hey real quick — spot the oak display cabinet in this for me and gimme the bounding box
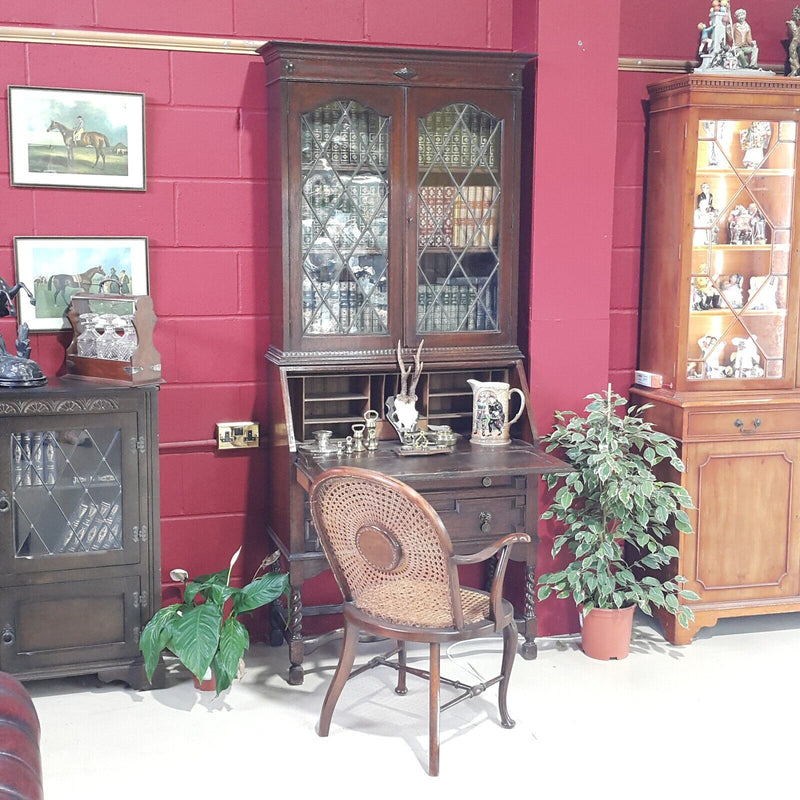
[259,42,566,684]
[0,381,161,686]
[634,75,800,644]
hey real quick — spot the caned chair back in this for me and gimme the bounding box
[310,466,466,629]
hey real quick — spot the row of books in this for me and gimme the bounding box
[417,277,497,332]
[299,104,499,172]
[419,107,499,170]
[301,105,388,169]
[418,185,498,249]
[302,278,389,335]
[53,499,122,554]
[13,432,58,487]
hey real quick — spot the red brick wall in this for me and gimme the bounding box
[0,1,517,599]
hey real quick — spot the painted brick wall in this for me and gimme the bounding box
[0,1,516,604]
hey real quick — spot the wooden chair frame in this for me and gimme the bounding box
[309,465,529,776]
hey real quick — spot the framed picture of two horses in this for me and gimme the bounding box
[13,237,149,331]
[7,86,145,191]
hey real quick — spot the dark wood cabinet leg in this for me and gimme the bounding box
[269,601,286,647]
[519,564,538,660]
[98,655,166,690]
[288,585,304,685]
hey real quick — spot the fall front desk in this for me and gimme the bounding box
[271,438,568,685]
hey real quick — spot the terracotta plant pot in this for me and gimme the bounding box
[580,605,635,660]
[192,671,216,692]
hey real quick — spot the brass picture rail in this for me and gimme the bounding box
[0,26,785,73]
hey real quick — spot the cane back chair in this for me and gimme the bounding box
[309,465,530,776]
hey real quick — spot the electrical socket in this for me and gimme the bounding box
[216,421,259,449]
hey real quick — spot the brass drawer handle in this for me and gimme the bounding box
[734,418,761,434]
[0,492,9,513]
[482,476,492,487]
[479,511,492,534]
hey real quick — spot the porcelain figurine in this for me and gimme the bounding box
[788,7,800,76]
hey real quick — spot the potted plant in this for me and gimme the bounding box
[139,547,288,693]
[536,386,699,659]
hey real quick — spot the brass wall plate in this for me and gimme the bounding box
[216,421,259,449]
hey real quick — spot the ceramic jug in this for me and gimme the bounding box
[467,379,525,446]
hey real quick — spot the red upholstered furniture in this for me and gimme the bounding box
[0,673,42,800]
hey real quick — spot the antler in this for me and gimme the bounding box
[396,339,425,400]
[396,340,409,398]
[408,339,424,398]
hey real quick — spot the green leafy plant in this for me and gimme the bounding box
[139,548,288,694]
[537,387,699,629]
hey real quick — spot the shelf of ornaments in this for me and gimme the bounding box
[688,308,787,317]
[695,168,795,177]
[691,244,785,252]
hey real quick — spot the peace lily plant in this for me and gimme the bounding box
[537,387,699,628]
[140,548,288,694]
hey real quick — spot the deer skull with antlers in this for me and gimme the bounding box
[385,340,424,440]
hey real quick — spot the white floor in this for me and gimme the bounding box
[27,612,800,799]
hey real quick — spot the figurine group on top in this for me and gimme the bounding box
[695,2,775,74]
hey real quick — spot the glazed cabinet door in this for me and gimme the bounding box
[404,88,520,349]
[681,437,800,603]
[683,115,800,390]
[286,83,405,353]
[0,412,143,575]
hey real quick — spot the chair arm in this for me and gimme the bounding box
[450,533,530,566]
[451,533,530,633]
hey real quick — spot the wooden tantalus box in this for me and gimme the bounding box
[65,293,162,385]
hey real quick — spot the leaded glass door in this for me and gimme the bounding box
[291,86,403,351]
[0,413,141,573]
[407,90,515,347]
[686,118,796,387]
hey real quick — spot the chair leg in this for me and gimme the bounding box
[429,642,440,777]
[318,620,359,737]
[395,639,408,695]
[498,620,518,729]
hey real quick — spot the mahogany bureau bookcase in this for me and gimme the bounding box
[259,41,568,684]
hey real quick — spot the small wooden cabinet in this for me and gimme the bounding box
[258,42,564,684]
[0,381,161,686]
[635,76,800,643]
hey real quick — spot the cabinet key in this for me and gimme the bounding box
[734,418,761,434]
[479,511,492,533]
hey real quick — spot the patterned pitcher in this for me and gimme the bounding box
[467,379,525,446]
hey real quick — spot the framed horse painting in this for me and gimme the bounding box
[13,237,149,331]
[7,86,145,190]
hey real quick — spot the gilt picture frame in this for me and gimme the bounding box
[8,86,145,190]
[13,237,149,332]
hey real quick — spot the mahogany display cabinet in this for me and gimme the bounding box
[634,75,800,644]
[0,381,161,687]
[258,41,569,684]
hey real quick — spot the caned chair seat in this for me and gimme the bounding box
[310,466,530,776]
[357,582,493,628]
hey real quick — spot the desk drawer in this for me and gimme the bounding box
[424,493,526,542]
[686,408,800,439]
